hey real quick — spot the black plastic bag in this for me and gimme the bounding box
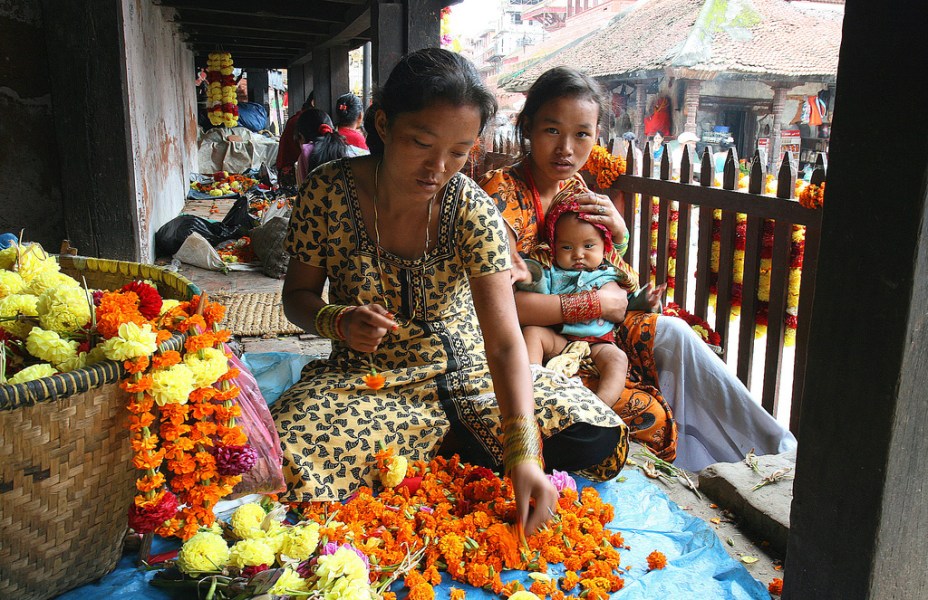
[155,215,238,258]
[221,195,257,234]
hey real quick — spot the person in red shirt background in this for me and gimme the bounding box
[333,92,369,153]
[276,91,314,183]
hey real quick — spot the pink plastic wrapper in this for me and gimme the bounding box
[225,348,286,496]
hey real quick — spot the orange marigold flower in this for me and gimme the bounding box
[189,387,218,403]
[155,329,172,344]
[646,550,667,570]
[363,368,386,390]
[132,448,166,470]
[217,366,240,382]
[121,376,153,394]
[152,350,181,369]
[128,412,155,432]
[561,570,580,591]
[131,433,159,453]
[213,385,240,401]
[135,472,165,493]
[177,314,207,334]
[203,302,226,328]
[184,333,215,353]
[126,395,155,414]
[449,589,465,600]
[124,355,150,374]
[768,578,784,595]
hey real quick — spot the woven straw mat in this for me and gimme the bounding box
[213,291,304,336]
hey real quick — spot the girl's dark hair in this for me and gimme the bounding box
[363,48,497,155]
[516,66,609,155]
[333,93,363,128]
[295,108,350,172]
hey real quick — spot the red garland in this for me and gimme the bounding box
[121,281,163,320]
[662,302,722,348]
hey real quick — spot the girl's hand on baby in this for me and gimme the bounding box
[340,304,397,353]
[576,192,624,238]
[597,284,629,322]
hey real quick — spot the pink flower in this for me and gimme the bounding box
[547,470,577,494]
[321,542,370,570]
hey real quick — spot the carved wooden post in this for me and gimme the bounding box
[768,85,790,172]
[635,82,648,146]
[683,79,701,134]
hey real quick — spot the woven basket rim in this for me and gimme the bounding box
[0,255,201,410]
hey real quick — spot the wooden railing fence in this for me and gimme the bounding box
[609,141,825,433]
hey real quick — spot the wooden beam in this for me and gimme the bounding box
[290,5,370,65]
[371,3,404,88]
[159,1,345,23]
[783,1,928,596]
[40,0,139,260]
[176,20,331,36]
[182,29,324,43]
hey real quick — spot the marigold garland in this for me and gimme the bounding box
[582,145,627,189]
[206,52,238,128]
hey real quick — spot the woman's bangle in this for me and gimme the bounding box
[334,306,356,340]
[314,304,352,340]
[560,290,602,323]
[502,414,544,475]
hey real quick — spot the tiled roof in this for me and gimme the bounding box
[502,0,842,91]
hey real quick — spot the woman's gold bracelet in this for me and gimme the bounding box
[314,304,351,340]
[502,414,544,475]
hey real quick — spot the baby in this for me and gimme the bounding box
[517,186,663,407]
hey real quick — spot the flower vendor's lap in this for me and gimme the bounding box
[272,360,628,502]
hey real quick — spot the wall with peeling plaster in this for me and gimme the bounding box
[121,0,197,262]
[0,0,65,249]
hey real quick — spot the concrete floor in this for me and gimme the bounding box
[168,195,784,594]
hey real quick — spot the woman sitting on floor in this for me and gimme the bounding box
[272,49,629,534]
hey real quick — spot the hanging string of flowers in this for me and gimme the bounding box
[206,52,238,128]
[582,145,627,189]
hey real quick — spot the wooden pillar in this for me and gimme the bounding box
[246,69,269,107]
[372,2,404,88]
[40,0,139,260]
[768,85,790,172]
[783,1,928,597]
[287,64,304,118]
[362,41,372,108]
[312,49,332,114]
[635,82,648,144]
[407,0,442,54]
[683,79,701,135]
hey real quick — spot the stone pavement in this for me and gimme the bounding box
[166,259,790,595]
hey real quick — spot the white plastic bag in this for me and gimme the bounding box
[173,231,227,271]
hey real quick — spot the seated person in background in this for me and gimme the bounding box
[671,131,699,180]
[277,91,314,183]
[517,181,664,408]
[713,137,737,175]
[294,108,361,185]
[333,92,369,153]
[622,131,644,176]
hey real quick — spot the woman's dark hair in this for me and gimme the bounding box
[516,66,609,155]
[295,108,350,172]
[333,93,363,128]
[363,48,497,155]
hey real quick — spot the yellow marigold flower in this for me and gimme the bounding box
[509,593,541,600]
[0,293,39,338]
[27,270,80,296]
[0,246,17,270]
[177,531,230,574]
[149,363,195,406]
[8,363,57,384]
[320,575,373,600]
[26,327,78,365]
[56,351,88,373]
[15,243,60,283]
[37,286,91,333]
[0,270,25,298]
[381,455,408,489]
[280,522,321,561]
[228,538,275,568]
[230,502,266,539]
[101,322,158,361]
[268,567,310,595]
[159,299,181,315]
[184,346,228,388]
[315,547,369,589]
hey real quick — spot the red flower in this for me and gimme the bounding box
[241,564,270,578]
[121,281,163,320]
[128,490,179,534]
[768,577,784,595]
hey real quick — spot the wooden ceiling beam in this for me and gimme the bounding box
[158,1,345,23]
[196,56,290,70]
[186,38,307,52]
[178,21,328,37]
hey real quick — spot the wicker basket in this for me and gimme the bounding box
[0,256,200,600]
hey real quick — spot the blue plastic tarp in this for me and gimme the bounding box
[59,351,769,599]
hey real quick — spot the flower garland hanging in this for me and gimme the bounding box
[206,52,238,128]
[662,302,722,352]
[797,181,825,209]
[582,145,627,189]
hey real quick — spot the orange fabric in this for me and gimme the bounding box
[480,165,676,460]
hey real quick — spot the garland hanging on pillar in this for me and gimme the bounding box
[206,52,239,128]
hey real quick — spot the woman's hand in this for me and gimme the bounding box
[510,461,560,535]
[598,283,629,323]
[340,304,397,353]
[576,191,627,241]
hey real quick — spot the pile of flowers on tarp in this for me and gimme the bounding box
[191,171,260,197]
[0,241,254,538]
[151,448,666,599]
